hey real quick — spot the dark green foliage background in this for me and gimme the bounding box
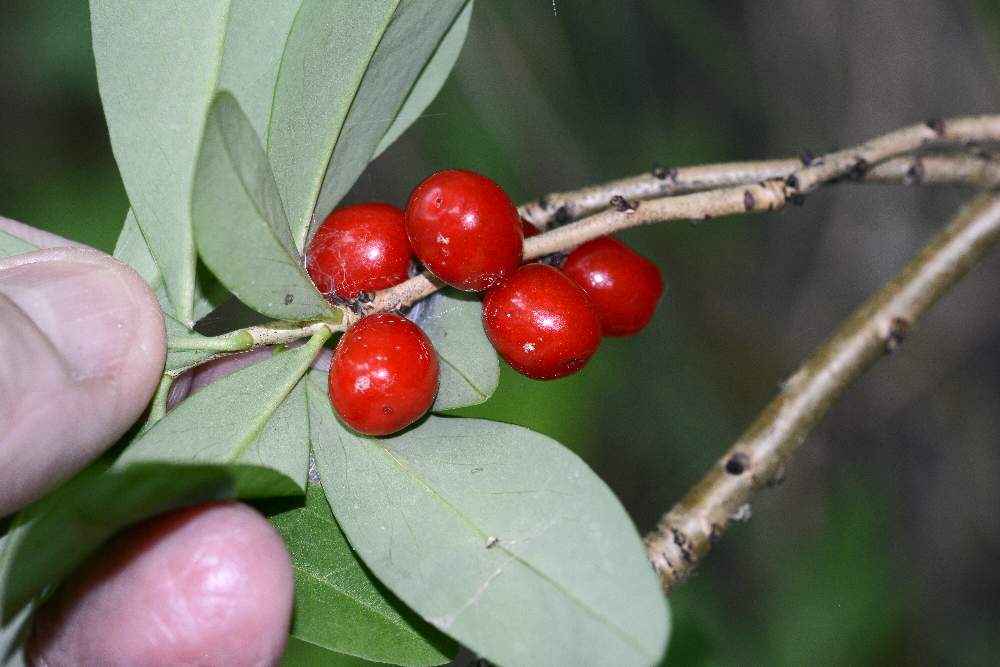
[2,2,999,665]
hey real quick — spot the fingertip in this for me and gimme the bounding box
[28,502,294,667]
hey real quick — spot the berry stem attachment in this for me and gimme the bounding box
[165,320,344,378]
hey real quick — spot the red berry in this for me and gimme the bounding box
[405,169,522,291]
[306,203,412,298]
[521,217,541,238]
[328,314,439,436]
[482,264,601,380]
[562,236,664,336]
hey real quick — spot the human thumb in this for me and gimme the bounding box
[0,247,165,515]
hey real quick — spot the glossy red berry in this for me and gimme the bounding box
[306,203,412,298]
[405,169,522,291]
[328,314,439,436]
[482,264,601,380]
[562,236,665,336]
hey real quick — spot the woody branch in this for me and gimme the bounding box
[644,192,1000,591]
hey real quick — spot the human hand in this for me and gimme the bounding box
[0,217,294,666]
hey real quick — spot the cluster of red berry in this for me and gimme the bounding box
[306,169,664,436]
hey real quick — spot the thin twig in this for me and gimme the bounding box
[644,193,1000,592]
[520,115,1000,228]
[365,116,1000,314]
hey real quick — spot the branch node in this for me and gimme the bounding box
[884,316,911,353]
[784,174,799,189]
[848,158,870,181]
[743,190,756,211]
[609,194,638,213]
[652,163,677,181]
[800,149,816,166]
[554,206,571,224]
[925,117,947,136]
[725,452,751,475]
[904,157,926,185]
[671,528,694,564]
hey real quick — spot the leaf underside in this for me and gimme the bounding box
[307,381,670,667]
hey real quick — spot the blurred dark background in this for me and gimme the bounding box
[2,1,999,665]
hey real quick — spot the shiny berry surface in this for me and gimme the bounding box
[562,236,664,336]
[482,264,601,380]
[328,314,439,436]
[405,169,522,291]
[306,203,412,298]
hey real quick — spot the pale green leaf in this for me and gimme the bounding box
[420,291,498,412]
[115,333,327,496]
[113,211,227,324]
[373,1,473,158]
[192,93,337,322]
[219,0,302,138]
[112,209,161,291]
[0,605,28,667]
[0,463,241,622]
[266,0,397,250]
[0,231,36,260]
[307,385,671,667]
[310,1,470,241]
[90,1,231,324]
[267,1,471,251]
[268,482,456,666]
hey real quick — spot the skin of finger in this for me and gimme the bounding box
[27,502,294,667]
[0,216,87,250]
[0,248,165,515]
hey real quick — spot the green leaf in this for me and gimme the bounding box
[268,482,457,666]
[218,0,302,138]
[112,210,161,292]
[0,604,29,667]
[267,1,471,251]
[421,291,499,412]
[0,231,36,259]
[90,2,231,325]
[115,331,330,496]
[280,636,381,667]
[0,534,30,667]
[192,92,338,322]
[373,1,473,158]
[307,385,671,667]
[0,463,241,622]
[113,211,222,323]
